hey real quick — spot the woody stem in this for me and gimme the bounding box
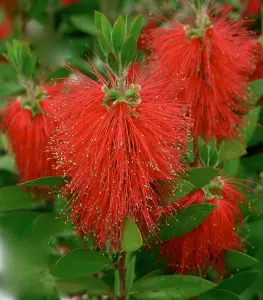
[118,251,126,300]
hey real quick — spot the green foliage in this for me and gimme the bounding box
[5,40,38,78]
[186,167,220,189]
[152,204,216,242]
[128,275,216,299]
[50,249,113,278]
[19,176,67,187]
[122,218,143,251]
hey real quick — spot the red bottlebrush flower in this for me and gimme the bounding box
[160,178,245,275]
[242,0,262,18]
[60,0,80,6]
[0,13,11,39]
[148,13,256,142]
[1,87,58,183]
[137,20,158,51]
[50,67,190,249]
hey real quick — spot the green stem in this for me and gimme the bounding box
[118,252,126,300]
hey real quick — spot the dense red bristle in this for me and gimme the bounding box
[148,13,256,142]
[49,67,190,249]
[1,92,58,183]
[60,0,79,6]
[160,182,245,274]
[0,14,11,39]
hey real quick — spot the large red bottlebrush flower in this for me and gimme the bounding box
[160,178,245,275]
[60,0,80,6]
[1,87,58,183]
[242,0,262,18]
[148,12,256,142]
[50,66,190,249]
[0,13,11,39]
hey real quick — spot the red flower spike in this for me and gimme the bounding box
[0,13,11,40]
[60,0,80,6]
[160,180,245,275]
[1,87,59,183]
[148,13,256,142]
[242,0,262,18]
[50,67,190,249]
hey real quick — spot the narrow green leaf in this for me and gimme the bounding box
[94,11,102,30]
[129,275,216,299]
[0,186,39,212]
[0,82,24,98]
[139,269,164,281]
[225,250,259,270]
[70,14,97,35]
[219,140,247,162]
[197,289,239,300]
[121,35,136,67]
[33,212,73,237]
[0,154,15,173]
[122,218,143,252]
[56,276,111,296]
[186,167,220,189]
[100,14,112,41]
[218,270,259,294]
[154,204,216,242]
[172,180,194,201]
[50,249,113,278]
[248,79,263,102]
[129,15,144,41]
[19,176,66,187]
[98,30,112,54]
[112,16,125,52]
[107,52,120,74]
[242,106,261,143]
[126,252,136,293]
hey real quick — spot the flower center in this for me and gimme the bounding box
[184,14,213,39]
[202,176,224,200]
[19,86,47,117]
[102,84,142,109]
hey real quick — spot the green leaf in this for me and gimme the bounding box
[218,270,259,294]
[122,218,143,252]
[100,14,112,41]
[94,11,102,30]
[172,180,194,201]
[33,212,73,237]
[197,289,239,300]
[121,35,136,67]
[155,204,216,242]
[186,167,220,189]
[248,79,263,102]
[70,14,97,35]
[0,186,39,212]
[0,82,24,98]
[98,30,112,54]
[19,176,66,187]
[0,154,16,173]
[129,15,144,41]
[129,275,216,299]
[126,252,136,293]
[242,106,261,143]
[139,269,164,281]
[5,40,37,78]
[107,52,120,74]
[219,140,246,162]
[225,250,259,270]
[112,15,125,51]
[223,158,240,177]
[56,276,111,296]
[50,249,113,278]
